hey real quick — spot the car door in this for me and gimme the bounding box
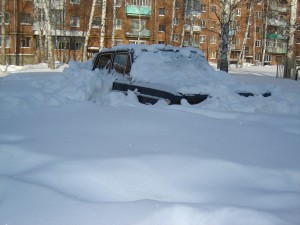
[92,52,113,71]
[111,51,182,104]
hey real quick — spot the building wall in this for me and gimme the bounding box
[0,0,298,66]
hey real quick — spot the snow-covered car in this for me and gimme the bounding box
[92,44,270,105]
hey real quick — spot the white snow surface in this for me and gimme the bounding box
[0,46,300,225]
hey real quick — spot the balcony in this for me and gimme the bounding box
[125,5,151,17]
[267,18,286,27]
[266,33,287,40]
[182,41,200,48]
[270,5,288,13]
[266,46,287,54]
[185,25,201,32]
[125,29,150,38]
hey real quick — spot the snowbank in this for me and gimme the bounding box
[0,48,300,225]
[1,45,299,115]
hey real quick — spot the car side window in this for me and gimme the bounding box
[95,54,112,70]
[113,53,131,75]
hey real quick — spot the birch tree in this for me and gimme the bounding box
[100,0,107,50]
[252,10,256,64]
[261,0,269,67]
[217,0,243,72]
[237,1,253,68]
[170,0,176,45]
[83,0,97,61]
[33,0,46,63]
[1,0,6,65]
[42,0,55,69]
[111,0,116,47]
[180,0,188,47]
[219,0,231,72]
[284,0,298,79]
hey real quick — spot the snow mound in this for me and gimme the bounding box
[0,45,299,115]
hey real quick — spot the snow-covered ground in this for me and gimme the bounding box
[0,57,299,225]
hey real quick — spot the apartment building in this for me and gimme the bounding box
[0,0,298,66]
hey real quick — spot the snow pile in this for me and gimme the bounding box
[1,103,299,225]
[0,51,300,225]
[0,60,115,111]
[1,44,300,115]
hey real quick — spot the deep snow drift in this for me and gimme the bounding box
[0,50,300,225]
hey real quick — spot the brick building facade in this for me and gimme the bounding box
[0,0,299,66]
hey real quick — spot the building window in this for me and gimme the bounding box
[210,51,216,59]
[175,0,180,8]
[200,20,206,28]
[201,4,206,12]
[20,13,32,24]
[172,33,179,42]
[54,37,67,49]
[200,35,206,43]
[210,36,216,44]
[211,20,216,29]
[116,19,122,30]
[95,0,101,4]
[256,26,261,33]
[255,54,261,61]
[70,16,80,27]
[51,9,65,27]
[159,8,165,16]
[0,36,10,48]
[255,40,261,47]
[264,55,272,62]
[131,19,146,30]
[70,0,80,4]
[130,0,151,6]
[236,8,241,16]
[158,40,165,44]
[21,37,31,48]
[92,17,101,28]
[245,47,250,54]
[173,17,179,26]
[159,24,166,32]
[211,5,217,13]
[116,0,122,7]
[70,37,82,50]
[255,11,262,19]
[0,12,10,24]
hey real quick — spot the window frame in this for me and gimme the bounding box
[70,0,80,4]
[21,36,31,48]
[70,16,80,27]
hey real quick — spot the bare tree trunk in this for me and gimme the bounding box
[252,11,256,65]
[34,0,45,63]
[83,0,97,61]
[170,0,176,45]
[180,0,188,47]
[100,0,107,50]
[1,0,6,65]
[219,1,230,72]
[261,0,269,66]
[284,0,297,79]
[111,0,116,47]
[237,1,253,68]
[220,23,229,72]
[42,0,55,69]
